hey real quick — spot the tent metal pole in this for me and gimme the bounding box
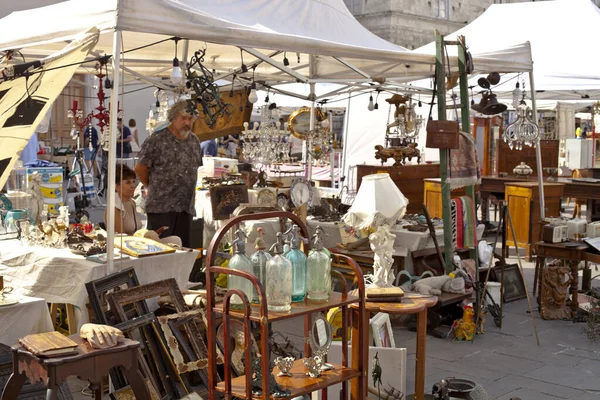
[106,30,122,274]
[308,84,315,181]
[341,91,352,194]
[529,71,546,220]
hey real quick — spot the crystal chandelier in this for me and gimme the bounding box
[307,118,332,163]
[146,89,170,134]
[503,83,540,150]
[385,95,423,145]
[242,104,290,166]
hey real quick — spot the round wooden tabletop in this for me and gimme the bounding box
[350,293,438,314]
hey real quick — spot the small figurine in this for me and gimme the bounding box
[26,172,44,224]
[257,169,268,188]
[372,352,383,398]
[231,331,246,375]
[251,357,291,397]
[452,304,476,341]
[274,356,294,377]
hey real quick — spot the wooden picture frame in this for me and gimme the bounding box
[114,236,176,258]
[370,312,395,348]
[209,184,249,220]
[106,278,214,393]
[109,313,183,399]
[156,308,210,375]
[85,268,150,392]
[192,89,253,141]
[493,264,527,303]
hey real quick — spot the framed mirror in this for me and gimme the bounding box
[288,107,327,140]
[307,313,334,371]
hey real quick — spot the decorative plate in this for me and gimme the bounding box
[0,298,18,307]
[256,189,277,205]
[290,177,314,208]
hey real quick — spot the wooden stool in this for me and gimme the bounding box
[1,335,150,400]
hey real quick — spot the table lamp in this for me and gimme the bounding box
[343,173,408,288]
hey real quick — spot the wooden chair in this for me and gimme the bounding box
[570,170,586,219]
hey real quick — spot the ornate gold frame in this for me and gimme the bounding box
[287,106,327,139]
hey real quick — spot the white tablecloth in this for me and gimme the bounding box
[0,241,199,328]
[0,295,54,346]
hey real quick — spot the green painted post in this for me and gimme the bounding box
[435,32,453,274]
[457,37,480,270]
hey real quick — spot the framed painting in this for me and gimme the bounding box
[370,312,395,348]
[493,263,527,303]
[114,236,176,258]
[209,184,249,220]
[192,89,252,141]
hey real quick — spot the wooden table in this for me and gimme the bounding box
[2,335,150,399]
[534,242,589,319]
[480,175,600,224]
[354,295,438,400]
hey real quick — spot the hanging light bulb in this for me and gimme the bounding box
[170,38,182,85]
[248,83,258,104]
[512,81,522,109]
[248,66,258,104]
[321,118,330,129]
[368,95,375,111]
[170,58,182,85]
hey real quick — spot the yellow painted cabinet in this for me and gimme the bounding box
[505,182,564,260]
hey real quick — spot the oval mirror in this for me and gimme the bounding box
[309,314,332,353]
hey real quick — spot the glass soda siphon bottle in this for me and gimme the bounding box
[284,224,308,302]
[306,225,332,302]
[265,232,293,312]
[227,229,254,310]
[250,227,271,303]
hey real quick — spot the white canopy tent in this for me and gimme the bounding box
[0,0,534,270]
[416,0,600,101]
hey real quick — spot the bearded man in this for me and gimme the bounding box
[135,100,203,247]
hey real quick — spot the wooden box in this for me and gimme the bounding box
[505,182,564,260]
[425,120,459,149]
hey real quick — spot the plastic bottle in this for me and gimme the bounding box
[227,229,254,310]
[265,233,293,312]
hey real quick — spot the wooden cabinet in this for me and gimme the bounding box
[505,182,564,260]
[356,164,440,214]
[49,74,85,144]
[423,178,468,219]
[204,211,368,399]
[497,139,559,176]
[473,116,502,176]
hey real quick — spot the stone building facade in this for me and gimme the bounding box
[344,0,600,49]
